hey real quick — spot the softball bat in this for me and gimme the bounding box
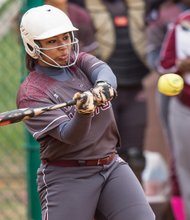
[0,99,76,126]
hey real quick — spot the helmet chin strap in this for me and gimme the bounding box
[36,38,79,68]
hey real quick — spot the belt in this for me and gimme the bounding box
[42,153,116,167]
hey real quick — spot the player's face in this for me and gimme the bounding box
[38,33,72,67]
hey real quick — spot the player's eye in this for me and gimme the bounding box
[63,34,70,41]
[47,39,56,44]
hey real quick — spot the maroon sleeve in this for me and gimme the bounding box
[157,24,178,74]
[159,25,176,69]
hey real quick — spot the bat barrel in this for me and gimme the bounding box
[0,99,76,126]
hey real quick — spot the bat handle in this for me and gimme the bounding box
[67,99,77,106]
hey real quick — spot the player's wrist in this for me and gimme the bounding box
[92,81,117,106]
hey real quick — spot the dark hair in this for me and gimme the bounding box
[25,53,37,71]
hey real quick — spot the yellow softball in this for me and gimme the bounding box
[158,73,184,96]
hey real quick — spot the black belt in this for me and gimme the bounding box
[42,153,116,167]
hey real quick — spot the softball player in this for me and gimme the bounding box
[17,5,155,220]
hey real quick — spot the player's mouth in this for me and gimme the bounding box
[57,55,68,63]
[58,54,68,60]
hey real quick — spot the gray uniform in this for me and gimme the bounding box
[169,97,190,219]
[17,52,155,220]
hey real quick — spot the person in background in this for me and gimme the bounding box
[158,10,190,220]
[45,0,98,54]
[145,0,190,219]
[18,5,155,220]
[68,0,84,7]
[77,0,150,184]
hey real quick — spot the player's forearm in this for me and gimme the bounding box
[59,112,93,145]
[91,65,117,89]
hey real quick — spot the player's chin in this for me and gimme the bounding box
[56,57,69,65]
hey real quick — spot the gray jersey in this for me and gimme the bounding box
[17,53,120,161]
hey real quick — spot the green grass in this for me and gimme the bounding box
[0,28,25,150]
[0,28,28,220]
[0,0,14,15]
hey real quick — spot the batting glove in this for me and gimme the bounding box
[92,81,117,106]
[73,91,95,114]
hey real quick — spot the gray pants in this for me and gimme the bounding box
[169,97,190,219]
[37,156,155,220]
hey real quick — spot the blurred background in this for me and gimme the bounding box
[0,1,43,219]
[0,0,173,220]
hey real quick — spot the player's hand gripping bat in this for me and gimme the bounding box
[0,99,76,126]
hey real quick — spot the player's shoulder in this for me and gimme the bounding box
[25,71,55,87]
[76,52,104,67]
[17,69,67,109]
[18,71,56,100]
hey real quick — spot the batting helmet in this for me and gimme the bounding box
[20,5,79,67]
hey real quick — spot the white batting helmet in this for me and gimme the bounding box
[20,5,79,64]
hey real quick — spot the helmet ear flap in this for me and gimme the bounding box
[22,38,40,59]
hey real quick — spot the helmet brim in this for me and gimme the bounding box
[34,26,78,40]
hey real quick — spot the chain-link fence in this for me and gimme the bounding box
[0,1,27,219]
